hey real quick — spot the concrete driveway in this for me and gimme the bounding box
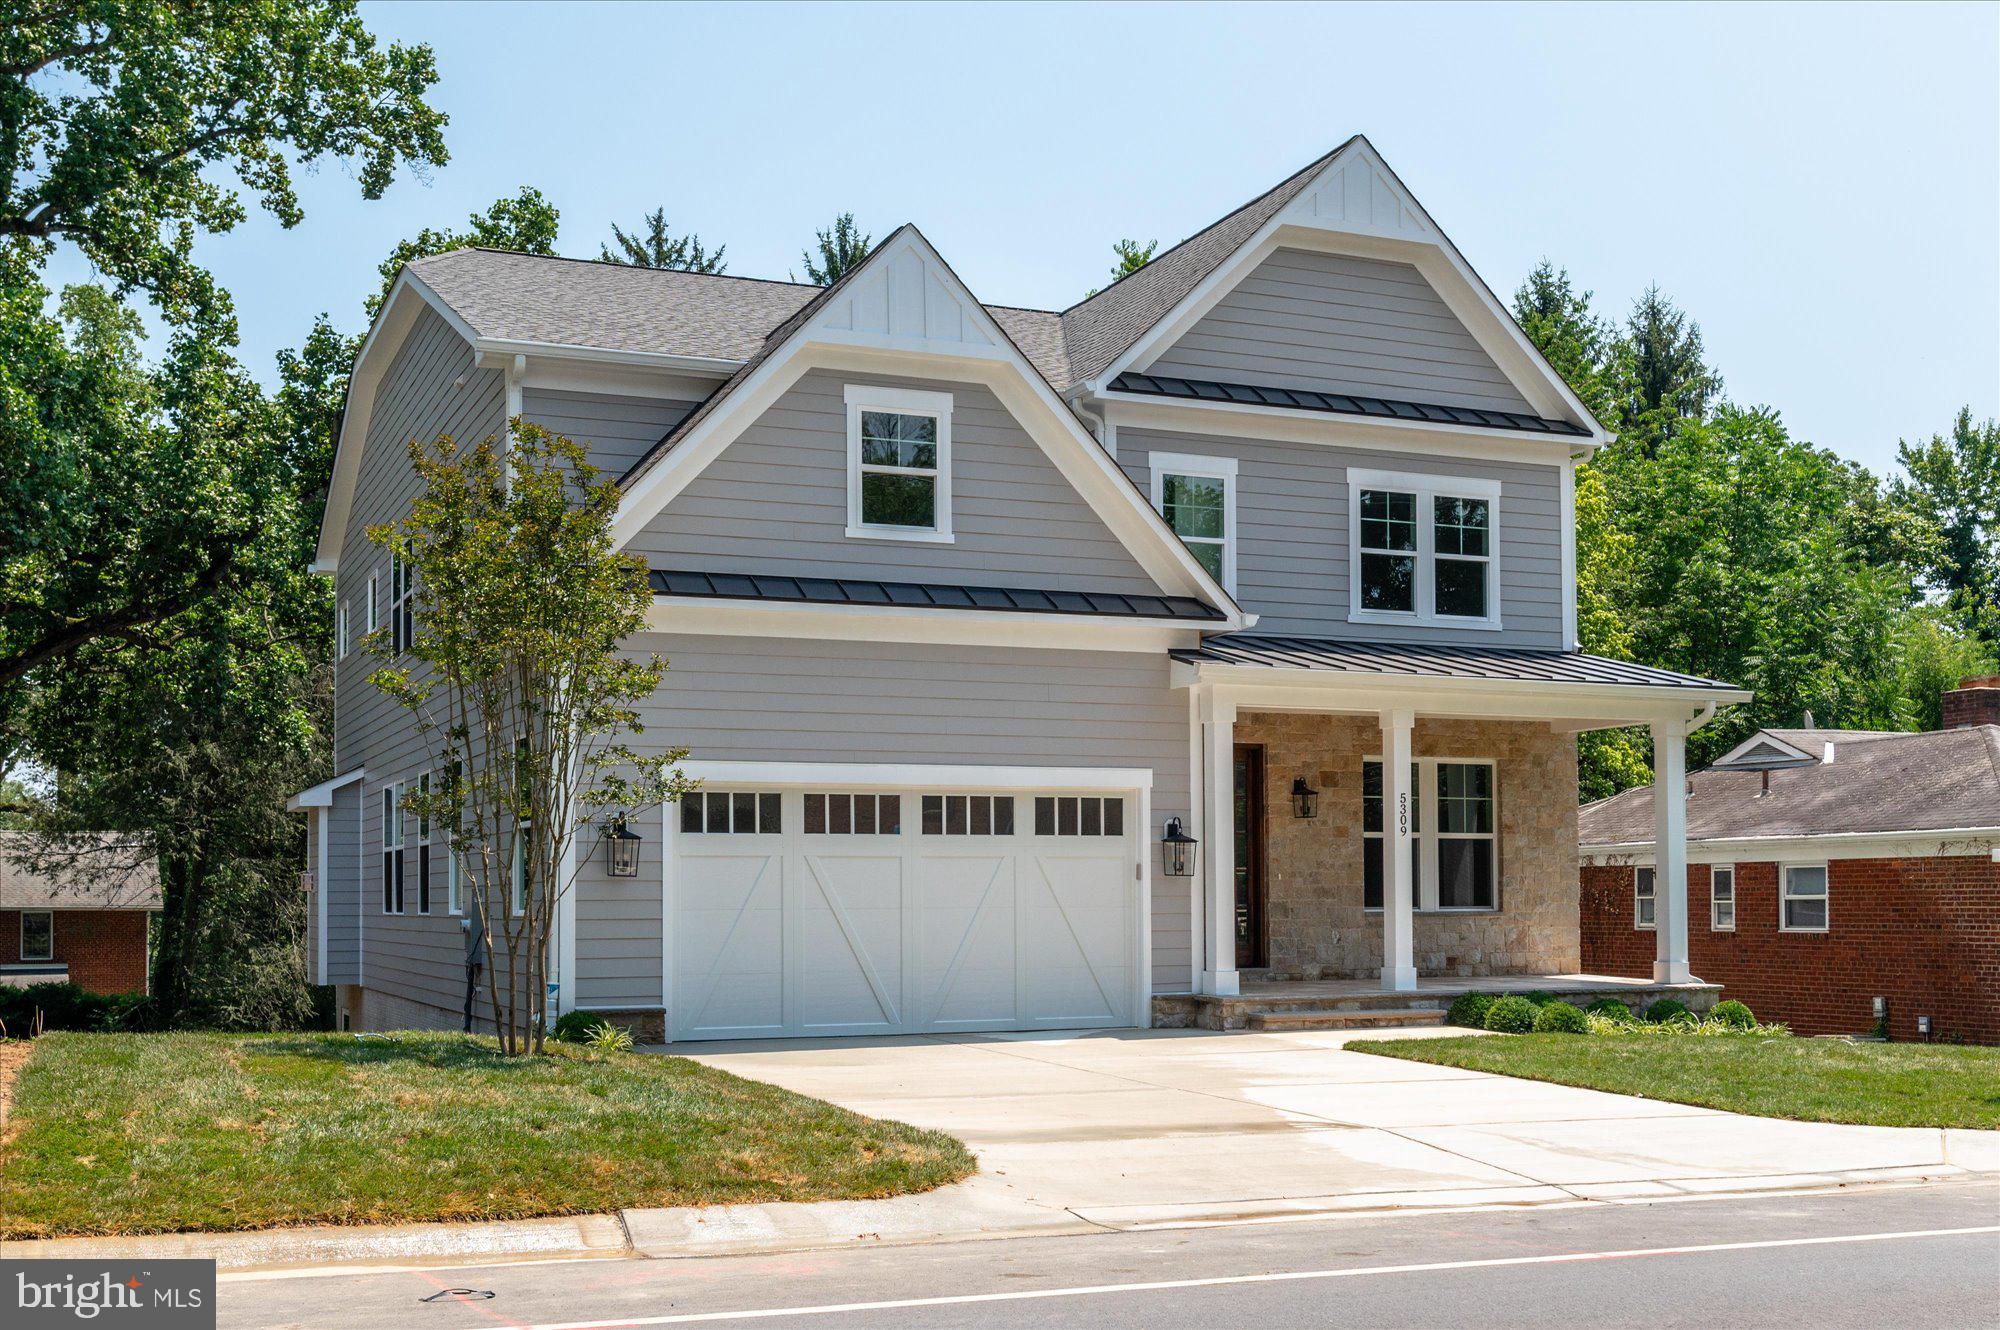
[686,1027,2000,1231]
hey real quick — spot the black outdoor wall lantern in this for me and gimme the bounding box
[603,817,642,878]
[1291,777,1320,819]
[1161,817,1198,878]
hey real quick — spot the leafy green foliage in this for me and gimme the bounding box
[0,0,447,330]
[1483,995,1538,1033]
[797,212,871,285]
[1710,999,1757,1029]
[1585,997,1637,1021]
[1532,1001,1587,1034]
[585,1023,635,1052]
[1890,408,2000,645]
[600,207,726,273]
[0,983,147,1036]
[1446,991,1496,1028]
[1644,998,1691,1024]
[1522,990,1557,1007]
[551,1010,612,1043]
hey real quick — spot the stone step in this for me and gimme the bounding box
[1231,994,1447,1015]
[1245,1009,1447,1032]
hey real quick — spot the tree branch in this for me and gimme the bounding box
[0,542,238,687]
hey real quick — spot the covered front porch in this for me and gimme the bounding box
[1171,637,1750,1003]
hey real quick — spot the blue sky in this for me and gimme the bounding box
[61,1,1998,472]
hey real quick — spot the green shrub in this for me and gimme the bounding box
[1585,997,1636,1021]
[1483,995,1538,1033]
[1446,992,1497,1029]
[551,1010,613,1043]
[1644,998,1691,1024]
[1532,1001,1588,1034]
[585,1023,635,1052]
[1522,990,1557,1008]
[1710,1000,1756,1029]
[0,982,148,1036]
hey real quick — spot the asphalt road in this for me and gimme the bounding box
[223,1181,2000,1330]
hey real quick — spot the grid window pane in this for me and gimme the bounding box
[805,793,826,835]
[1057,797,1078,837]
[860,473,936,527]
[1433,496,1489,557]
[946,795,967,836]
[732,791,757,832]
[21,911,52,960]
[970,796,991,836]
[830,794,852,835]
[1035,797,1054,836]
[1435,558,1488,618]
[1360,553,1416,613]
[854,794,877,835]
[705,792,730,834]
[922,795,943,836]
[1359,490,1417,551]
[1102,798,1122,837]
[759,793,782,832]
[1437,763,1493,834]
[860,411,936,467]
[1162,474,1226,539]
[879,795,901,835]
[1186,540,1224,581]
[995,798,1015,835]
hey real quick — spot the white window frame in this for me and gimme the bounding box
[844,384,954,544]
[337,599,350,658]
[381,781,405,915]
[1780,862,1829,933]
[388,548,413,655]
[365,571,379,634]
[19,909,53,962]
[1149,451,1238,593]
[1362,755,1499,913]
[1347,468,1503,630]
[1710,864,1736,931]
[1635,864,1656,930]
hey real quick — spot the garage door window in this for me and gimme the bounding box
[1034,796,1124,837]
[923,794,1015,836]
[681,791,782,834]
[806,792,902,835]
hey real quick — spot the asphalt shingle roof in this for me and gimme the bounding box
[1580,726,2000,844]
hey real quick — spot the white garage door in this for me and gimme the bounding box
[669,785,1140,1041]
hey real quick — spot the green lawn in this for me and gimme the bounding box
[0,1031,974,1239]
[1356,1034,2000,1130]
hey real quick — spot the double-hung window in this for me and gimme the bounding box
[365,572,379,636]
[845,385,953,542]
[1150,452,1236,590]
[444,759,463,915]
[1363,758,1496,910]
[1349,469,1501,628]
[388,549,414,655]
[1781,864,1828,932]
[415,772,432,915]
[1710,865,1736,931]
[337,600,350,658]
[19,910,53,962]
[1634,865,1656,929]
[381,783,405,914]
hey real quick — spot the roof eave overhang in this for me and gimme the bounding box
[645,596,1210,654]
[287,767,367,812]
[1582,826,2000,863]
[1097,390,1588,457]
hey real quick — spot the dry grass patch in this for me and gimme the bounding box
[0,1031,974,1238]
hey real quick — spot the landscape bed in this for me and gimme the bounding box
[0,1031,974,1239]
[1356,1032,2000,1130]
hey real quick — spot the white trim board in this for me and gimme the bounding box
[674,761,1154,791]
[644,598,1208,653]
[1582,826,2000,864]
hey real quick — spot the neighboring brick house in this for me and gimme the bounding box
[0,834,159,994]
[1579,686,2000,1044]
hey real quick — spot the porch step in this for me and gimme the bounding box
[1246,1008,1446,1032]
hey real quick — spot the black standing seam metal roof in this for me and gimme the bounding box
[1173,635,1743,691]
[1109,372,1591,438]
[650,570,1225,622]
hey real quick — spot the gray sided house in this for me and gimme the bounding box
[298,136,1746,1041]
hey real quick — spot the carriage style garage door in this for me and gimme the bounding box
[668,781,1142,1041]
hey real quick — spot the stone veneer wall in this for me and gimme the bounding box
[1235,712,1580,978]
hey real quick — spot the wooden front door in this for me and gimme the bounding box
[1232,744,1268,969]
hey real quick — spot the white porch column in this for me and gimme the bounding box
[1380,707,1417,991]
[1650,718,1693,984]
[1200,690,1239,996]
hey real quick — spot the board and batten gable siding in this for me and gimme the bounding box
[571,634,1197,1009]
[1120,426,1566,649]
[333,304,506,1017]
[1144,249,1534,416]
[520,389,699,480]
[623,370,1165,594]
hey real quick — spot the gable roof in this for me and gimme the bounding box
[1580,725,2000,845]
[0,834,162,910]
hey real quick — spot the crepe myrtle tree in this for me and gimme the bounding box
[367,421,694,1054]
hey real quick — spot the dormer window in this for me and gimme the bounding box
[845,385,953,543]
[1348,469,1500,629]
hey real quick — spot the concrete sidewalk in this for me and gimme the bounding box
[7,1027,1994,1272]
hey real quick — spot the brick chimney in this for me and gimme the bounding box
[1940,677,2000,729]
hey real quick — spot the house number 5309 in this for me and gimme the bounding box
[1397,793,1409,836]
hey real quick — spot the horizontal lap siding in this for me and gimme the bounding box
[334,306,505,1021]
[521,389,697,478]
[321,785,362,985]
[1119,427,1565,649]
[1146,250,1534,415]
[624,370,1164,593]
[570,635,1196,1007]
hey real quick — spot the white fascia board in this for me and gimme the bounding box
[643,597,1207,654]
[287,767,367,812]
[473,338,741,376]
[1180,662,1749,724]
[1087,138,1606,443]
[1582,826,2000,865]
[675,760,1153,792]
[1099,396,1582,467]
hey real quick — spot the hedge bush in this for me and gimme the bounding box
[1585,997,1636,1021]
[1710,999,1757,1029]
[1644,998,1691,1024]
[1532,1001,1588,1034]
[1483,995,1538,1033]
[0,983,149,1036]
[551,1010,614,1043]
[1522,990,1557,1008]
[1446,992,1497,1029]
